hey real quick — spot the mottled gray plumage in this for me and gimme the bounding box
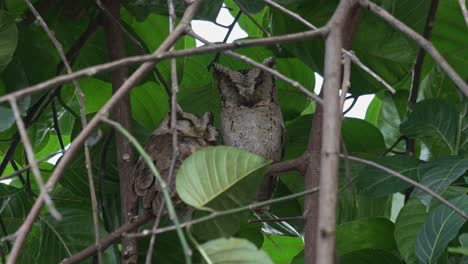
[213,58,284,207]
[133,110,218,215]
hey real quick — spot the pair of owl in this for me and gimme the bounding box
[134,57,284,215]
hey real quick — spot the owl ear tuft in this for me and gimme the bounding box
[212,63,231,77]
[262,57,275,68]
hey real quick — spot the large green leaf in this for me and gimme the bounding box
[416,195,468,264]
[337,217,397,256]
[412,156,468,208]
[261,235,303,263]
[200,238,273,264]
[339,249,403,264]
[0,106,14,132]
[394,199,429,264]
[356,155,420,197]
[225,0,269,37]
[365,91,408,153]
[400,99,459,155]
[176,146,270,208]
[341,118,386,156]
[130,81,169,128]
[0,11,17,73]
[35,189,116,263]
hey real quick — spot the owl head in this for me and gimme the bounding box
[153,109,218,143]
[213,57,276,106]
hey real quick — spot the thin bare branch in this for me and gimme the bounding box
[264,0,396,94]
[343,50,396,94]
[359,0,468,97]
[127,187,321,238]
[7,1,203,260]
[20,1,102,262]
[0,28,327,104]
[460,0,468,27]
[344,155,468,219]
[0,151,64,182]
[232,0,270,36]
[340,52,351,111]
[61,214,153,264]
[187,29,324,104]
[9,98,60,221]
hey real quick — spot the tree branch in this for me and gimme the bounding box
[359,0,468,97]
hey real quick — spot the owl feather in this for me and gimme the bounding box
[213,57,284,210]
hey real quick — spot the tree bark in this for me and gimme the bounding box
[101,1,138,263]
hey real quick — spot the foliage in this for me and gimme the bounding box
[0,0,467,263]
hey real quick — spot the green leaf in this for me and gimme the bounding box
[234,0,265,13]
[200,238,273,264]
[356,155,420,197]
[261,235,303,263]
[340,249,403,263]
[176,146,270,208]
[394,199,429,264]
[35,189,117,263]
[412,156,468,208]
[341,118,386,156]
[365,91,408,153]
[337,217,397,256]
[416,195,468,264]
[400,99,459,154]
[130,81,169,128]
[0,106,14,132]
[0,11,17,73]
[122,0,223,22]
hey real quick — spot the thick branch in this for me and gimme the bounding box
[315,1,358,263]
[101,0,137,262]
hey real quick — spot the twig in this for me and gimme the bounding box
[208,10,242,69]
[0,28,328,104]
[263,0,317,30]
[21,1,102,263]
[406,0,440,156]
[101,117,192,264]
[187,29,324,104]
[56,89,80,119]
[61,214,153,264]
[460,0,468,27]
[359,0,468,97]
[344,154,468,219]
[146,0,184,263]
[266,157,307,176]
[64,186,320,262]
[232,0,270,36]
[9,97,61,221]
[248,216,304,223]
[51,100,65,151]
[127,187,321,238]
[340,52,351,111]
[9,160,35,197]
[0,151,64,182]
[342,97,357,115]
[343,50,396,94]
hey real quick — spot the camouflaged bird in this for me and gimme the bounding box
[133,110,218,215]
[213,57,284,209]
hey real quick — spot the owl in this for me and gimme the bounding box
[213,57,284,208]
[133,110,218,215]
